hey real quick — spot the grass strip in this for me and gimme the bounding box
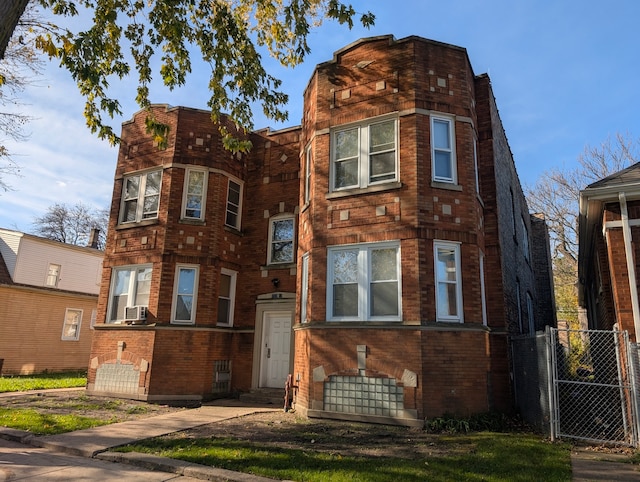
[0,407,109,435]
[117,432,572,482]
[0,372,87,392]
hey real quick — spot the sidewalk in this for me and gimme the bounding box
[0,396,280,481]
[1,391,640,481]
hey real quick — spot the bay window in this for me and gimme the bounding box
[108,265,152,323]
[431,116,456,183]
[434,241,463,322]
[172,265,198,324]
[328,242,401,321]
[182,168,207,220]
[332,118,397,191]
[120,169,162,223]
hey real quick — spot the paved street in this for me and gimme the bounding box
[0,438,198,481]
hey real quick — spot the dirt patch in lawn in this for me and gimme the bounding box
[163,409,473,460]
[0,389,188,423]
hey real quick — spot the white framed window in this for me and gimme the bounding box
[304,144,312,204]
[108,265,152,323]
[480,251,487,326]
[172,265,199,324]
[331,118,397,191]
[521,217,530,262]
[327,241,401,322]
[473,136,480,194]
[45,263,61,287]
[61,308,82,340]
[217,268,237,326]
[300,253,309,323]
[434,241,463,322]
[225,179,243,229]
[431,115,456,183]
[120,169,162,223]
[182,168,207,220]
[268,215,295,264]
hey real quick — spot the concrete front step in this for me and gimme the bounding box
[238,388,285,407]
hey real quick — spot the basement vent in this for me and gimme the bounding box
[212,360,231,394]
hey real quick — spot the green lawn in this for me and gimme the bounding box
[117,432,572,482]
[0,408,109,435]
[0,371,87,392]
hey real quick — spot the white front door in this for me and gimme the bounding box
[260,311,292,388]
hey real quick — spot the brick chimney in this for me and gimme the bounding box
[88,228,100,249]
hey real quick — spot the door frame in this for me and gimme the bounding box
[252,293,295,389]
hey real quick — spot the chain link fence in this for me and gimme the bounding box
[512,327,639,447]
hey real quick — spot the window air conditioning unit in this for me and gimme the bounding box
[124,306,147,322]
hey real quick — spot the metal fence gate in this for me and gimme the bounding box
[549,328,639,446]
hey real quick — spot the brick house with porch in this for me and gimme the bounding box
[578,162,640,341]
[88,35,555,423]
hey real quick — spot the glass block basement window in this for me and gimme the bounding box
[323,375,404,417]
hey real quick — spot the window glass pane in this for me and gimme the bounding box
[185,195,201,218]
[142,194,159,218]
[134,267,152,306]
[187,171,204,195]
[433,119,450,149]
[175,295,193,321]
[335,159,358,188]
[217,298,230,324]
[177,268,196,294]
[122,199,137,222]
[272,242,293,263]
[111,269,131,321]
[335,128,358,160]
[437,284,458,317]
[228,181,240,204]
[124,176,139,200]
[370,121,395,153]
[333,284,358,317]
[333,250,358,283]
[434,151,452,179]
[370,152,395,182]
[273,219,293,241]
[436,248,457,281]
[145,171,161,195]
[219,274,231,297]
[371,281,398,316]
[371,248,397,281]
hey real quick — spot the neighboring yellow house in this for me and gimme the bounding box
[0,228,103,375]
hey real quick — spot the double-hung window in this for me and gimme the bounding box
[172,265,198,324]
[182,168,207,220]
[328,242,401,321]
[431,116,456,183]
[61,308,82,340]
[108,265,152,322]
[225,179,242,229]
[300,253,309,323]
[217,268,237,326]
[434,241,463,322]
[45,263,61,287]
[120,169,162,223]
[304,144,312,204]
[520,217,530,262]
[268,216,295,264]
[332,118,397,191]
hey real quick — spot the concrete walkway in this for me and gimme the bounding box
[1,391,640,481]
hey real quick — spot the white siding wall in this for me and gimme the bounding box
[12,237,102,295]
[0,229,22,279]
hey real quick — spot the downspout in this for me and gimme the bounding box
[618,192,640,338]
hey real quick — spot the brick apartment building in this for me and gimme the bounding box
[579,163,640,341]
[88,35,555,423]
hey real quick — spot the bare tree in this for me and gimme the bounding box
[32,202,108,249]
[525,133,640,322]
[0,2,54,192]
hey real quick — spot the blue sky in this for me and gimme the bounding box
[1,0,639,232]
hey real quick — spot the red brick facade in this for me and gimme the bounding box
[88,35,554,423]
[579,167,640,341]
